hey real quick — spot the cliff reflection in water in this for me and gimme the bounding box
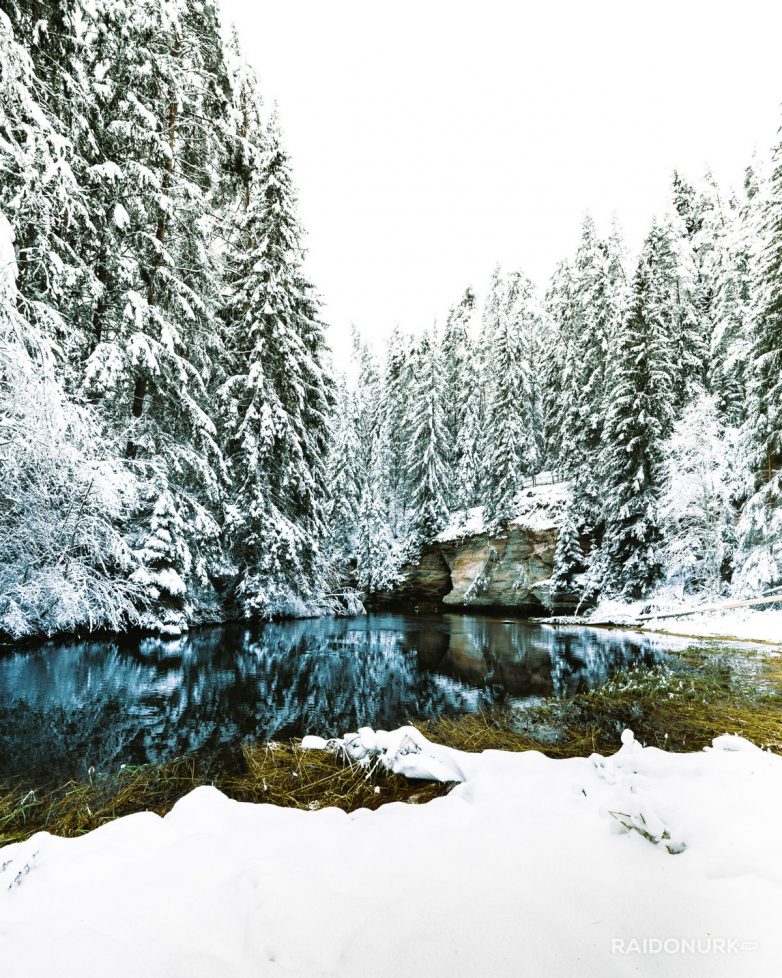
[0,614,686,784]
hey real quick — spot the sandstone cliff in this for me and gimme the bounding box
[378,484,567,614]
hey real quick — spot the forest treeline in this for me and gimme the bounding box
[2,1,782,640]
[331,163,782,608]
[0,0,342,637]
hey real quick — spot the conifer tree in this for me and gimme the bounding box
[325,386,362,567]
[454,384,483,509]
[482,270,539,526]
[0,8,93,366]
[541,260,577,471]
[600,240,678,596]
[747,136,782,478]
[549,508,585,600]
[707,177,756,425]
[380,327,415,530]
[440,287,476,475]
[646,216,707,408]
[406,331,451,542]
[355,436,400,595]
[220,107,333,613]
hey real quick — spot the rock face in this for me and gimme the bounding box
[376,485,566,614]
[382,548,452,608]
[439,524,558,613]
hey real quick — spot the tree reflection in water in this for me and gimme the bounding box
[0,614,687,783]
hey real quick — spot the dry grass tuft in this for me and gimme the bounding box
[0,742,451,846]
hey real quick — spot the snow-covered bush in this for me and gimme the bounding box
[731,475,782,597]
[657,394,740,595]
[0,212,144,639]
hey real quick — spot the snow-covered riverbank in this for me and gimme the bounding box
[2,727,780,978]
[570,600,782,646]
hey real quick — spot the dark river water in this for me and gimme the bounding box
[0,613,688,784]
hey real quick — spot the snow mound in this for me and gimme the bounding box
[303,725,467,782]
[2,727,782,977]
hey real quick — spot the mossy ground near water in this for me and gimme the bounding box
[2,643,781,846]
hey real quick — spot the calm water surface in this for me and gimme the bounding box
[0,613,689,783]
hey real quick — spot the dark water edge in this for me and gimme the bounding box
[0,613,691,786]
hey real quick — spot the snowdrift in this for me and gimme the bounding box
[2,728,781,977]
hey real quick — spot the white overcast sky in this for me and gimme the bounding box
[220,0,782,368]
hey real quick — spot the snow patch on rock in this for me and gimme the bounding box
[437,481,568,542]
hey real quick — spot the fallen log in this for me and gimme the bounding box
[638,593,782,622]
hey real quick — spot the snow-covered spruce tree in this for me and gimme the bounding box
[731,132,782,595]
[440,287,476,481]
[671,168,759,427]
[549,504,585,601]
[599,235,678,597]
[646,215,707,410]
[454,381,483,509]
[482,270,540,527]
[71,0,233,626]
[220,106,333,616]
[571,217,613,454]
[379,327,414,533]
[544,224,628,599]
[552,219,629,535]
[405,330,451,544]
[81,0,228,458]
[701,171,758,426]
[0,8,94,370]
[325,385,362,570]
[354,434,402,595]
[541,260,577,471]
[747,133,782,481]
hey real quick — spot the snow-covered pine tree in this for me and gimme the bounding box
[405,329,451,543]
[71,0,234,625]
[354,434,401,595]
[541,260,577,472]
[380,327,415,531]
[220,104,333,615]
[569,219,625,520]
[440,287,476,475]
[454,382,483,509]
[599,232,678,597]
[730,133,782,596]
[672,169,757,426]
[82,0,227,458]
[325,385,362,569]
[747,134,782,480]
[482,270,540,527]
[0,8,93,369]
[549,505,585,601]
[545,223,629,597]
[707,169,759,425]
[647,214,707,409]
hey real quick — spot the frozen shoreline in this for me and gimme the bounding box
[543,605,782,647]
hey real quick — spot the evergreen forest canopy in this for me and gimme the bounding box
[1,0,782,640]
